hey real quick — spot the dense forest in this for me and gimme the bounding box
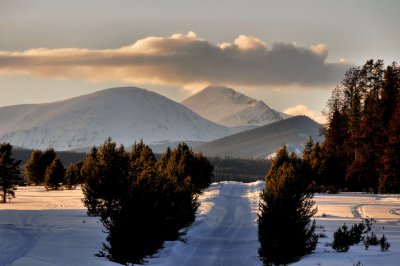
[304,60,399,193]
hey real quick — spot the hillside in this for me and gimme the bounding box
[195,115,323,159]
[0,87,230,150]
[181,86,283,127]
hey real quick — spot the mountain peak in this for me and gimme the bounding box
[197,86,256,105]
[0,86,230,150]
[182,86,283,127]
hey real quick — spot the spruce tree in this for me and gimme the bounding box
[24,150,43,185]
[81,139,129,218]
[380,102,400,193]
[63,161,83,189]
[321,87,350,189]
[24,148,57,185]
[0,143,21,203]
[258,147,318,265]
[44,157,65,190]
[163,143,213,192]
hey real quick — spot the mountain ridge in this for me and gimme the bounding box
[0,87,231,150]
[195,115,323,159]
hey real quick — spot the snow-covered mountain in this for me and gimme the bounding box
[181,86,284,127]
[0,87,230,150]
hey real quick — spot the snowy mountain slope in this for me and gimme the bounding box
[195,115,323,159]
[181,86,283,127]
[0,87,230,150]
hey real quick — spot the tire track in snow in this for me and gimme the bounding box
[352,204,368,219]
[147,182,262,266]
[389,209,400,216]
[0,224,37,266]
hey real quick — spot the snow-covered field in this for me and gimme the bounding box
[1,182,400,266]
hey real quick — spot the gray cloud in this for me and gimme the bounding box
[0,32,353,90]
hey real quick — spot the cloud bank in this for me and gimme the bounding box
[0,32,352,90]
[284,104,325,124]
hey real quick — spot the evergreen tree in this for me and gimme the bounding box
[81,139,212,264]
[302,137,314,163]
[320,60,399,192]
[258,147,318,265]
[0,143,21,203]
[321,86,350,189]
[24,150,43,184]
[380,102,400,193]
[310,142,322,181]
[163,143,213,193]
[42,148,57,171]
[129,140,157,181]
[44,157,65,190]
[63,161,83,189]
[81,139,129,217]
[24,148,56,185]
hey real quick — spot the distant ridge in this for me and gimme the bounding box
[195,115,323,159]
[181,86,283,127]
[0,87,230,150]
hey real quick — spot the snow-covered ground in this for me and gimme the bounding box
[1,183,400,266]
[0,186,117,266]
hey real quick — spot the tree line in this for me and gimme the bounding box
[11,147,270,185]
[303,60,400,193]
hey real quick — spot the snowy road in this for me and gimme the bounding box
[147,181,263,266]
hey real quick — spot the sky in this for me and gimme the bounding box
[1,0,399,123]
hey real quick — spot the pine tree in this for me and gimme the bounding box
[380,102,400,193]
[0,143,21,203]
[63,161,83,189]
[81,138,129,217]
[44,157,65,190]
[129,140,157,181]
[81,139,211,264]
[24,150,43,185]
[321,86,350,189]
[24,148,57,185]
[303,137,314,163]
[162,143,213,192]
[258,147,318,265]
[320,60,399,192]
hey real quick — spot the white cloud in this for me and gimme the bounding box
[0,32,353,91]
[233,35,267,50]
[284,104,326,124]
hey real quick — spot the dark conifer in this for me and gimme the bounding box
[24,150,44,185]
[81,139,210,264]
[63,161,83,189]
[258,147,318,265]
[380,102,400,193]
[44,157,65,190]
[0,143,21,203]
[320,60,399,192]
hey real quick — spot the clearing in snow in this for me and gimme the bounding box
[1,183,400,265]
